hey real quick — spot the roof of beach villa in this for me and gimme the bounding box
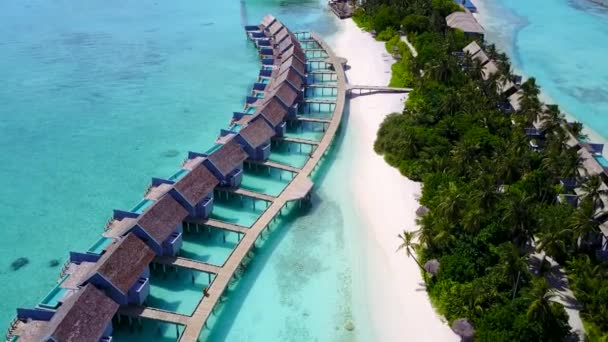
[275,29,289,44]
[260,14,276,29]
[90,233,155,293]
[42,284,118,342]
[271,83,299,107]
[462,41,490,66]
[446,12,485,35]
[283,45,306,64]
[137,194,188,243]
[280,56,306,76]
[267,20,285,36]
[238,117,275,148]
[256,97,288,126]
[207,140,248,177]
[174,164,219,206]
[274,68,304,90]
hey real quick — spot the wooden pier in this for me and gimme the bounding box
[274,136,321,146]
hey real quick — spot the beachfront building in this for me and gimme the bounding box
[83,233,155,306]
[446,12,485,38]
[202,139,248,187]
[234,116,275,161]
[14,284,118,342]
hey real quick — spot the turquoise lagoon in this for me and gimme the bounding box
[0,0,376,340]
[477,0,608,143]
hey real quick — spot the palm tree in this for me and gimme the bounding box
[580,174,608,210]
[570,199,601,251]
[525,278,557,322]
[397,230,424,271]
[536,229,568,266]
[503,193,536,249]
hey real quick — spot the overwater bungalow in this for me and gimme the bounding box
[128,194,188,256]
[272,68,305,98]
[255,96,289,136]
[202,139,248,187]
[265,20,285,38]
[14,284,118,342]
[83,233,155,306]
[234,117,275,161]
[446,12,485,37]
[282,45,306,65]
[168,163,219,219]
[278,55,307,80]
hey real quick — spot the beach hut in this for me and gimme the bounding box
[128,194,188,256]
[15,284,119,342]
[203,139,248,187]
[83,233,155,306]
[234,117,275,161]
[446,12,485,37]
[168,163,219,219]
[256,96,289,136]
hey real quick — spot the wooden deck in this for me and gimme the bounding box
[227,187,276,203]
[347,84,412,95]
[185,217,249,235]
[274,136,321,146]
[154,256,221,275]
[297,116,332,124]
[246,159,301,173]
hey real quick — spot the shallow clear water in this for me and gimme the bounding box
[478,0,608,141]
[0,0,377,340]
[147,267,210,315]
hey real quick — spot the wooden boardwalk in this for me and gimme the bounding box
[274,136,320,146]
[303,98,336,104]
[185,217,248,235]
[246,159,301,173]
[154,256,221,275]
[297,116,332,124]
[227,187,276,203]
[347,84,412,95]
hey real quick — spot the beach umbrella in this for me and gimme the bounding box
[451,318,475,342]
[416,206,430,217]
[424,259,440,276]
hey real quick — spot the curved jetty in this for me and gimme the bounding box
[6,15,349,342]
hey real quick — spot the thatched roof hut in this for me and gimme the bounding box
[424,259,440,276]
[446,12,485,36]
[416,206,430,217]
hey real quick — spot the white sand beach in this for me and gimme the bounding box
[330,19,458,341]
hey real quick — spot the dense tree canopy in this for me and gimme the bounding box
[355,0,608,340]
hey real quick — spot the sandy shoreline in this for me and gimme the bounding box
[330,20,458,341]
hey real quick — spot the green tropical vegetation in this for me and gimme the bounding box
[353,0,608,340]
